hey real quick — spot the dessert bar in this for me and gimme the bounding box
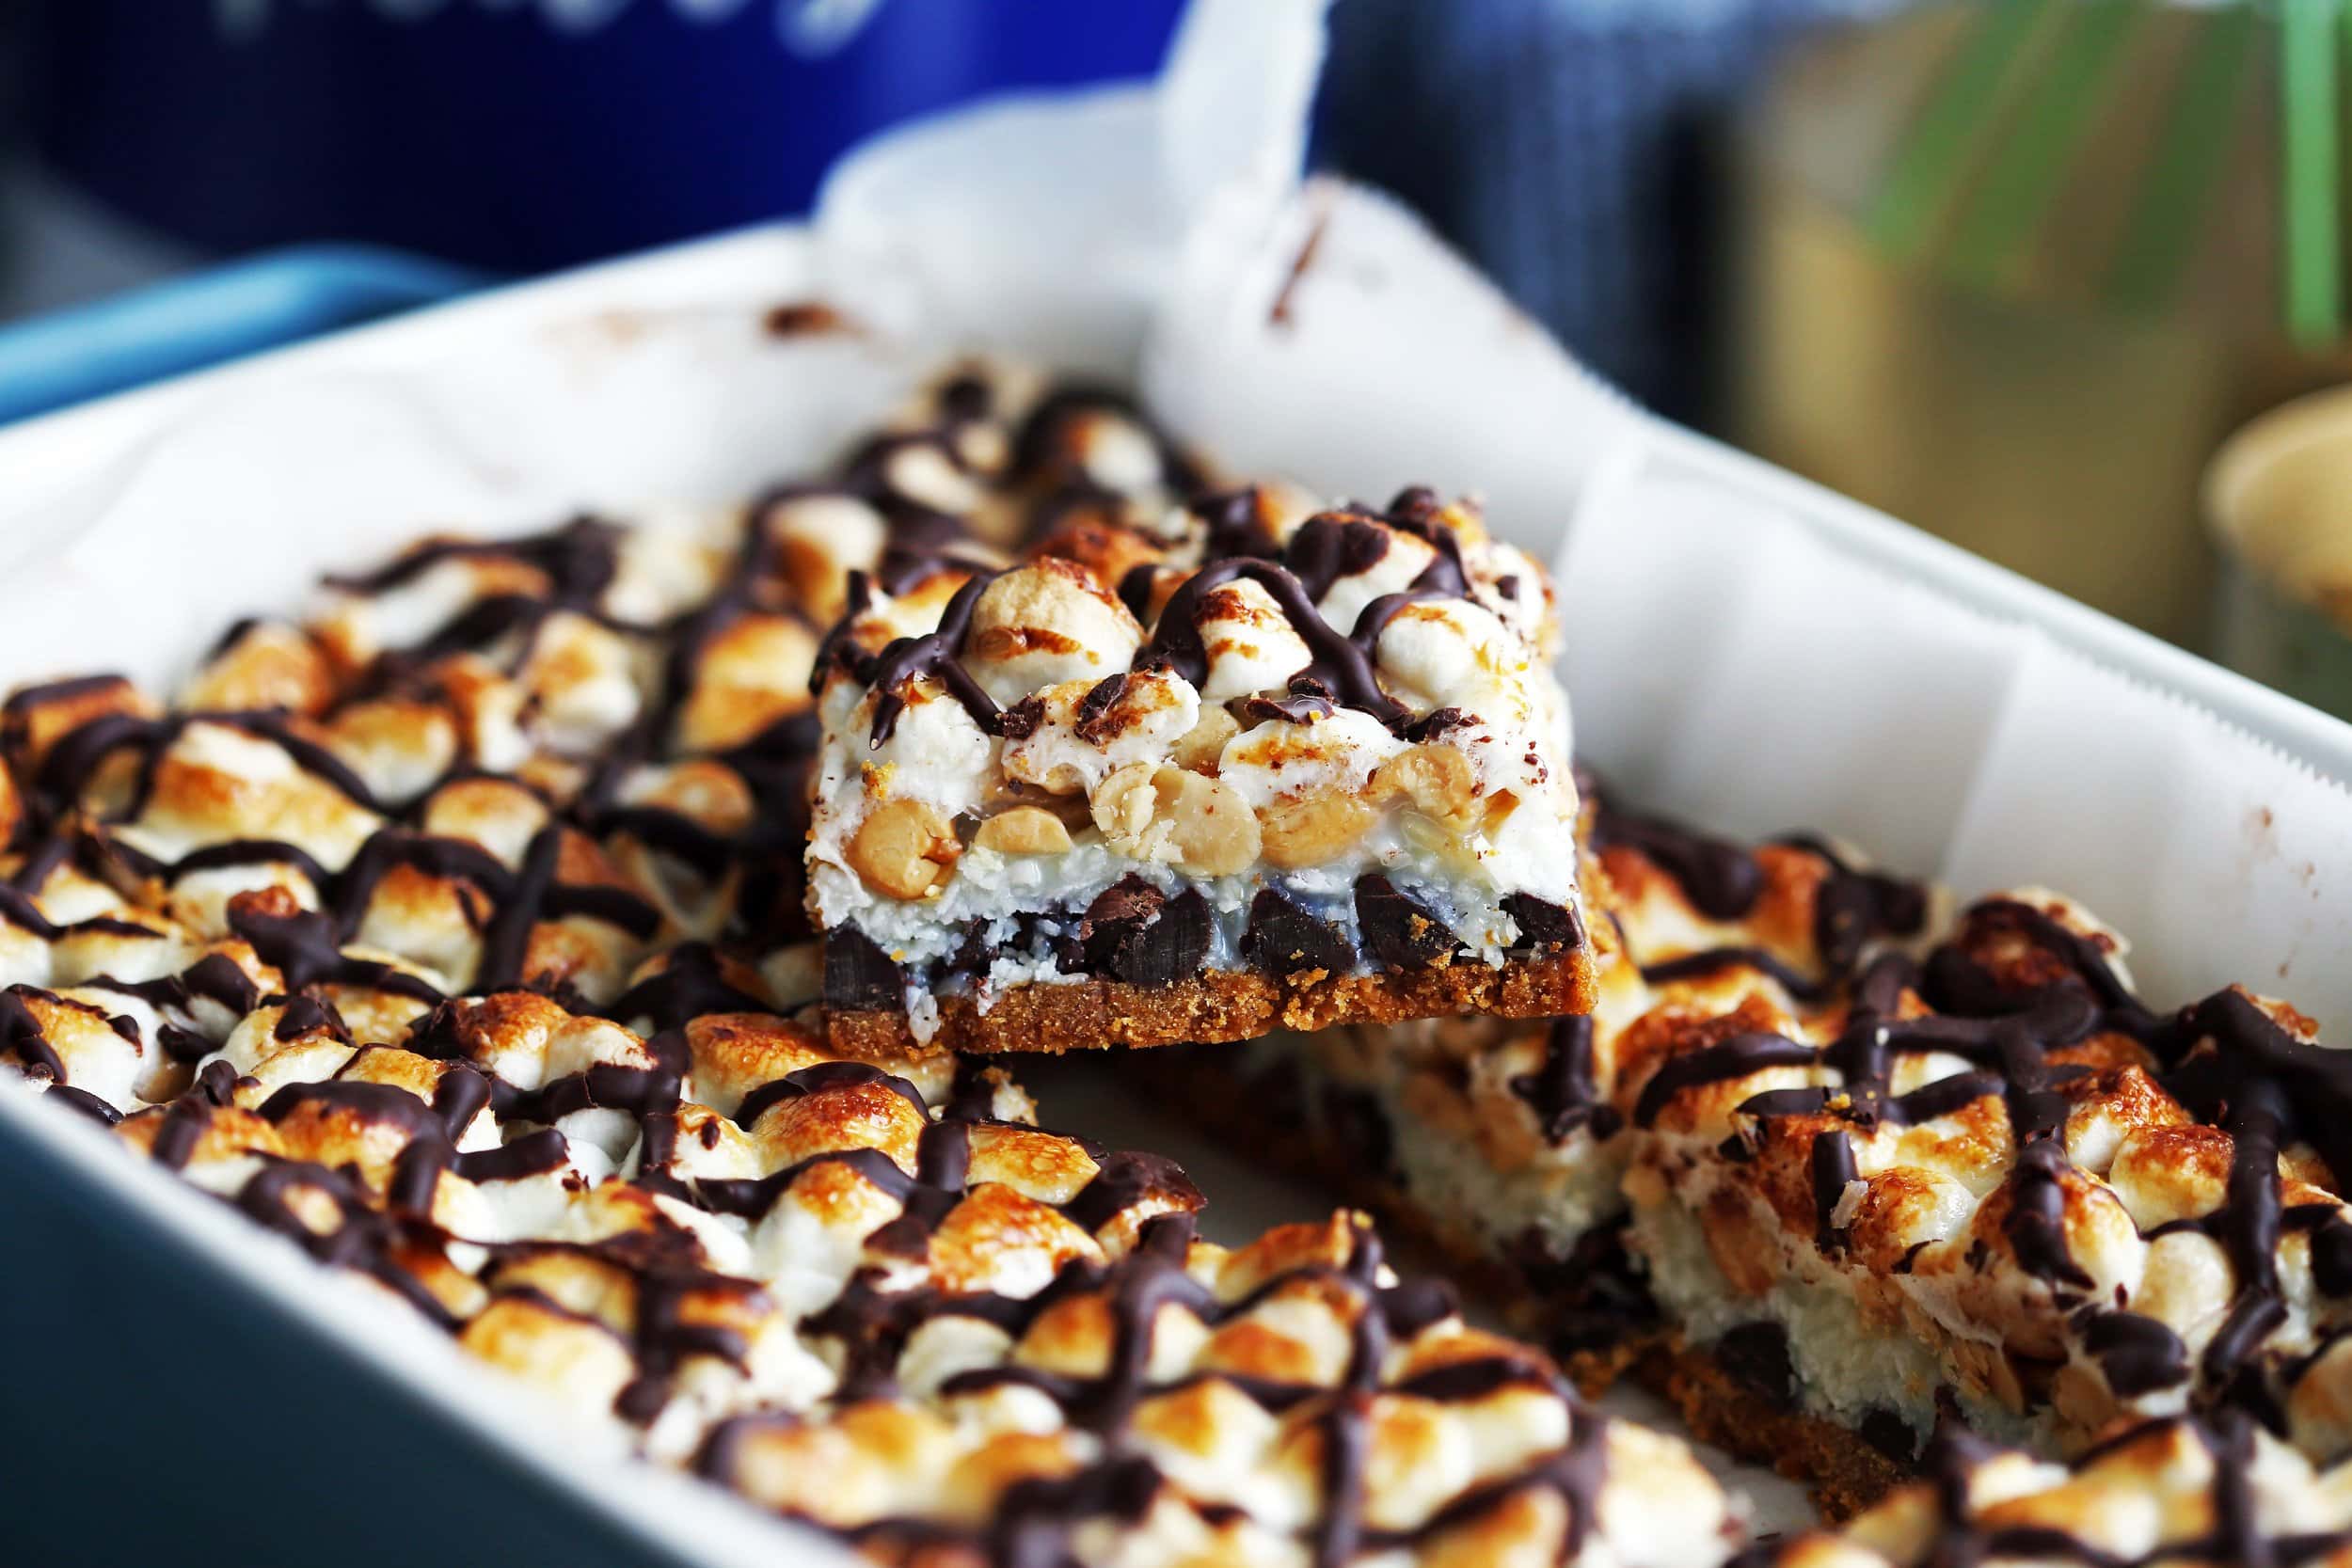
[809,483,1596,1053]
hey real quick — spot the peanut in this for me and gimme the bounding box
[1258,790,1374,870]
[1162,769,1259,876]
[1091,762,1161,845]
[1090,763,1261,876]
[847,798,961,899]
[971,805,1073,857]
[1168,705,1240,773]
[1371,743,1479,829]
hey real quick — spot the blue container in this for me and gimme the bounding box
[29,0,1188,274]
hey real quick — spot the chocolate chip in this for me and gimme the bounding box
[1400,705,1474,743]
[995,694,1046,741]
[1229,684,1337,726]
[1508,1223,1660,1356]
[1714,1322,1797,1411]
[1858,1408,1921,1461]
[1080,877,1210,986]
[1354,875,1460,970]
[824,927,904,1011]
[1502,893,1582,953]
[1242,889,1356,981]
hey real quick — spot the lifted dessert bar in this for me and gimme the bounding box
[808,486,1597,1053]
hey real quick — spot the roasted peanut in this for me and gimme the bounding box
[1162,768,1259,875]
[1091,762,1161,844]
[1371,743,1479,829]
[1168,705,1240,773]
[972,805,1074,856]
[848,798,961,899]
[1258,790,1375,870]
[1090,762,1260,875]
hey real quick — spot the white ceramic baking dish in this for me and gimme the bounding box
[6,27,2352,1567]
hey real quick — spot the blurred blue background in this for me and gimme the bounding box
[0,0,1892,425]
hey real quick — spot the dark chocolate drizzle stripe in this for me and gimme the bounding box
[1501,787,1931,1155]
[1508,1017,1625,1142]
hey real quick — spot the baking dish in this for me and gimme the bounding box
[7,12,2352,1563]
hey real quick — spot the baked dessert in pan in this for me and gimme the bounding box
[0,372,1708,1566]
[4,365,2349,1563]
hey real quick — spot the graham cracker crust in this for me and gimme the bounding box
[1638,1339,1912,1521]
[825,945,1596,1054]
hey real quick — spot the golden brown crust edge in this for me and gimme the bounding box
[1643,1340,1910,1522]
[824,945,1597,1053]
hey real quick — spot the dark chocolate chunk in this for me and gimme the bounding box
[1241,889,1356,981]
[1230,684,1337,726]
[1080,877,1211,987]
[1858,1407,1922,1461]
[1501,892,1582,953]
[1713,1322,1797,1410]
[1073,673,1130,744]
[824,927,905,1011]
[996,694,1046,741]
[1354,875,1460,970]
[1504,1222,1660,1356]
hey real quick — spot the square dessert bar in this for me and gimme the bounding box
[807,485,1597,1053]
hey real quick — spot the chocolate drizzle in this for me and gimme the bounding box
[1136,558,1412,730]
[1508,1017,1623,1142]
[1591,788,1928,991]
[833,487,1506,754]
[847,569,1005,747]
